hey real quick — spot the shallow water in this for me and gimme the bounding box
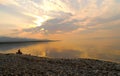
[0,39,120,63]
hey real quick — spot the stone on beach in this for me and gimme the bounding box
[0,54,119,76]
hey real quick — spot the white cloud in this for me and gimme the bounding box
[0,0,120,39]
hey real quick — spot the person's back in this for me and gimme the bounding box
[16,49,22,55]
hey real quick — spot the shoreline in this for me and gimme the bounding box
[0,40,59,44]
[0,53,120,76]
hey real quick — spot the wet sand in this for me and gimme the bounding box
[0,54,120,76]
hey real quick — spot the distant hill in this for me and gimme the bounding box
[0,37,37,42]
[0,36,57,44]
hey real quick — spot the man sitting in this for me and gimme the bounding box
[16,49,22,55]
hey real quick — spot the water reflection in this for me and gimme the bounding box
[0,39,120,63]
[46,49,82,58]
[0,42,49,51]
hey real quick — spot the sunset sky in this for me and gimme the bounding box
[0,0,120,40]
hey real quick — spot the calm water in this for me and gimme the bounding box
[0,39,120,63]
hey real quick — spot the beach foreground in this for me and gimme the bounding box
[0,54,120,76]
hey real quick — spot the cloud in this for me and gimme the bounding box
[0,0,120,39]
[0,0,18,6]
[22,12,80,34]
[13,0,120,39]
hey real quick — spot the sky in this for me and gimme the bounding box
[0,0,120,40]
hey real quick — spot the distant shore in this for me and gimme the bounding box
[0,40,59,44]
[0,53,120,76]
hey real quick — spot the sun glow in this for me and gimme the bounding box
[34,16,45,26]
[22,12,50,27]
[34,15,51,27]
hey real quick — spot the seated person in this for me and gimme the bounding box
[16,49,22,55]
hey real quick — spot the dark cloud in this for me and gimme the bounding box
[94,15,120,25]
[23,12,80,34]
[40,18,79,34]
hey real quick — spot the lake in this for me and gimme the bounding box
[0,39,120,63]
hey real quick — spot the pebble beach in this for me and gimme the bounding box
[0,53,120,76]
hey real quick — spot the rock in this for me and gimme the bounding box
[0,54,119,76]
